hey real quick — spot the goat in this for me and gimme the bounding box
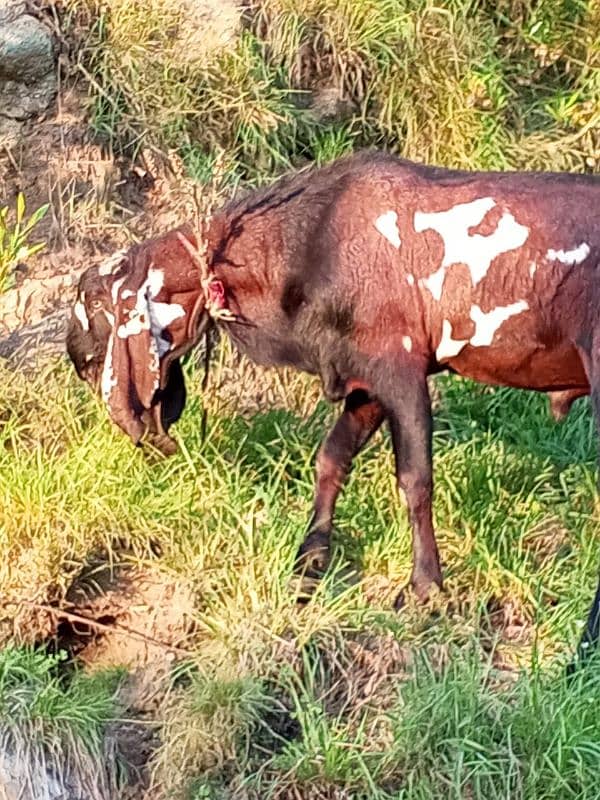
[67,151,599,662]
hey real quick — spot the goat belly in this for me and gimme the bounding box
[444,342,589,392]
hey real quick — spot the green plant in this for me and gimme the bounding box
[0,193,49,292]
[0,647,121,799]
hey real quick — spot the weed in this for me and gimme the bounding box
[0,193,49,293]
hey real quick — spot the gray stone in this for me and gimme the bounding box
[0,0,26,25]
[0,114,22,148]
[0,10,56,127]
[0,13,54,81]
[0,71,57,119]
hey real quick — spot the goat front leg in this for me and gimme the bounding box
[386,372,442,609]
[295,389,384,580]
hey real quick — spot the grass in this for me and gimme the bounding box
[2,345,600,797]
[3,0,600,795]
[0,646,121,798]
[68,0,600,182]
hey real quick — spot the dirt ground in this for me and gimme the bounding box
[0,73,201,366]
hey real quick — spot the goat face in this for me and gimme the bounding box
[66,262,114,388]
[66,228,209,455]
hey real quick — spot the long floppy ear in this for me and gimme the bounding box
[101,255,162,445]
[145,290,212,450]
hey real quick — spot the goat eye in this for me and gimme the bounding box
[90,299,103,310]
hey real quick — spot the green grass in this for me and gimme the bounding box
[2,346,600,797]
[5,0,600,793]
[69,0,600,182]
[0,647,122,797]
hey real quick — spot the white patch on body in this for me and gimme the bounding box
[406,274,415,286]
[121,289,135,300]
[436,320,468,361]
[117,288,151,338]
[98,249,127,276]
[529,261,537,278]
[101,334,117,402]
[73,299,89,331]
[148,330,160,394]
[415,197,529,299]
[421,267,446,302]
[402,335,412,353]
[546,242,590,266]
[436,300,529,363]
[469,300,529,347]
[375,211,401,249]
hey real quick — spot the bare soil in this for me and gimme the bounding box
[0,78,199,365]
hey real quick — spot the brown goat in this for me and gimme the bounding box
[67,151,600,664]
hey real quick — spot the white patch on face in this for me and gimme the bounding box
[436,320,468,362]
[546,242,590,266]
[111,277,125,304]
[415,197,529,299]
[98,249,127,276]
[406,274,415,286]
[101,309,115,327]
[101,334,117,402]
[121,289,135,300]
[469,300,529,347]
[402,335,412,353]
[74,299,89,332]
[116,268,184,357]
[375,211,401,249]
[149,300,185,356]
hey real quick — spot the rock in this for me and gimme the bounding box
[0,747,65,800]
[0,10,57,135]
[0,115,22,148]
[0,731,120,800]
[173,0,242,64]
[0,13,54,81]
[0,72,57,120]
[307,85,358,123]
[0,1,26,25]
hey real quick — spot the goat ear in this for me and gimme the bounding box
[101,277,161,446]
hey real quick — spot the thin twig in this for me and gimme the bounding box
[11,599,196,658]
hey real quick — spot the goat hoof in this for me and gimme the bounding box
[393,576,443,611]
[294,531,331,577]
